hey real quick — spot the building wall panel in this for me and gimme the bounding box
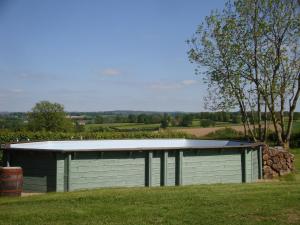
[70,151,146,190]
[182,149,242,185]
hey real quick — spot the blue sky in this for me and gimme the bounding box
[2,0,291,112]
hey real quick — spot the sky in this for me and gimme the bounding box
[1,0,297,112]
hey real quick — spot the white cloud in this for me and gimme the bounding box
[15,72,56,80]
[149,82,182,90]
[101,68,122,76]
[149,80,198,90]
[181,80,198,86]
[0,89,24,98]
[10,89,23,93]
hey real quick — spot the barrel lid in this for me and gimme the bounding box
[0,167,22,170]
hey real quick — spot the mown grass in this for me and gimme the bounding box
[0,149,299,225]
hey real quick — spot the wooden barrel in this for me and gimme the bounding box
[0,167,23,197]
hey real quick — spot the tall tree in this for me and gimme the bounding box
[28,101,73,132]
[188,0,300,148]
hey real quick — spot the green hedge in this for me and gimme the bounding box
[0,130,197,145]
[1,129,298,147]
[267,132,300,148]
[290,133,300,148]
[204,127,246,140]
[205,128,300,147]
[90,126,159,132]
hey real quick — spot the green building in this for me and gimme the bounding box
[1,139,263,192]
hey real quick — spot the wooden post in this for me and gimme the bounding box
[258,146,263,179]
[2,150,11,167]
[176,150,183,185]
[67,153,71,191]
[146,151,152,187]
[64,153,72,191]
[161,151,168,186]
[3,150,11,167]
[242,149,248,183]
[250,149,253,182]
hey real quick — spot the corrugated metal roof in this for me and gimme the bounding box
[4,139,260,152]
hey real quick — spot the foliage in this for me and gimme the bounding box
[94,115,104,124]
[74,123,85,132]
[89,126,115,132]
[90,126,159,132]
[188,0,300,147]
[27,101,73,132]
[127,114,137,123]
[160,113,171,128]
[110,127,159,132]
[268,131,300,148]
[205,127,245,140]
[231,114,242,124]
[200,119,216,128]
[0,130,197,145]
[0,117,26,131]
[294,112,300,120]
[180,114,193,127]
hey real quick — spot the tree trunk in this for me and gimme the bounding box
[284,74,300,150]
[282,140,290,151]
[263,101,268,142]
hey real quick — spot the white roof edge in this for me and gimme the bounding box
[5,139,258,152]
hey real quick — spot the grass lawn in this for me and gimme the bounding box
[0,149,299,225]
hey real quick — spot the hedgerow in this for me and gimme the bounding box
[204,127,246,140]
[0,130,197,145]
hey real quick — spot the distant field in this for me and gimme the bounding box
[175,120,300,137]
[85,120,236,131]
[85,123,160,131]
[84,120,300,137]
[190,119,237,128]
[171,126,241,137]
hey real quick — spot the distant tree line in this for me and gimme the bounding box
[1,101,300,132]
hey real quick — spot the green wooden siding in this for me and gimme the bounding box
[175,150,183,185]
[242,149,259,183]
[69,151,146,191]
[56,153,65,192]
[8,146,261,192]
[182,149,243,185]
[247,149,252,182]
[151,152,161,186]
[252,150,259,181]
[9,151,56,192]
[167,152,176,186]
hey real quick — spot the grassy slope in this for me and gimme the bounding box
[0,149,299,225]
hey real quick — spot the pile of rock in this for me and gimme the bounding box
[263,145,295,179]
